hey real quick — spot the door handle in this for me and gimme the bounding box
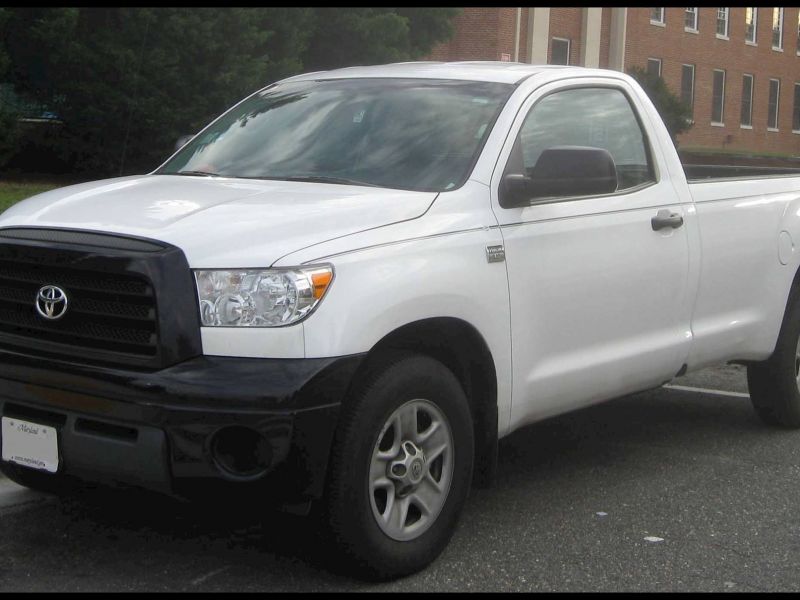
[651,209,684,231]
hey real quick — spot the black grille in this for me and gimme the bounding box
[0,228,202,369]
[0,257,158,358]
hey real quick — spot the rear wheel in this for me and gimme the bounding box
[325,352,474,579]
[747,291,800,428]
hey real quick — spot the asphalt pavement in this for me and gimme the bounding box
[1,363,800,592]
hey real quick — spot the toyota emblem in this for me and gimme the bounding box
[35,285,69,320]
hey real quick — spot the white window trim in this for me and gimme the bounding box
[768,78,781,131]
[772,7,784,51]
[746,7,758,44]
[685,7,699,32]
[647,57,663,77]
[741,73,754,128]
[792,83,800,134]
[550,37,571,66]
[681,63,695,123]
[650,7,666,26]
[716,7,730,39]
[711,69,726,126]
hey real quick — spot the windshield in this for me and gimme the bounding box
[157,78,513,192]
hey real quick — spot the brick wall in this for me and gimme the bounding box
[626,7,800,155]
[427,8,501,61]
[428,7,521,61]
[548,7,583,65]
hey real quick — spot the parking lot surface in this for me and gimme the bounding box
[1,363,800,592]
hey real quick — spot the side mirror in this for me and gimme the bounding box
[174,134,195,153]
[500,146,618,208]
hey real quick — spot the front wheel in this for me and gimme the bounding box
[325,353,474,579]
[747,292,800,428]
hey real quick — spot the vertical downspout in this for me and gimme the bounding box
[514,7,522,62]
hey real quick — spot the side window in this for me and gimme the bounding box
[507,87,655,197]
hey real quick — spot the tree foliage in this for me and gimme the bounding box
[627,66,693,145]
[2,7,460,176]
[0,7,20,167]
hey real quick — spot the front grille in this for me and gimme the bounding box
[0,228,202,369]
[0,256,158,358]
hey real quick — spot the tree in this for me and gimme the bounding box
[2,7,461,176]
[627,66,692,145]
[0,7,20,167]
[4,8,315,175]
[303,7,460,70]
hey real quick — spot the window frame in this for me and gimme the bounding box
[793,82,800,133]
[716,7,730,39]
[768,77,781,131]
[711,69,726,126]
[681,63,695,122]
[650,7,666,25]
[685,7,699,32]
[746,7,758,44]
[647,57,663,78]
[500,83,660,207]
[773,7,784,50]
[550,37,571,66]
[741,73,754,129]
[796,10,800,55]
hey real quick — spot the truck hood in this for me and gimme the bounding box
[0,175,437,267]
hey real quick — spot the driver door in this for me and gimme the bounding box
[491,79,694,428]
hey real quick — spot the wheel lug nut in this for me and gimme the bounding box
[392,464,406,477]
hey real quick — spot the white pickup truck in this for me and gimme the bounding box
[2,61,800,578]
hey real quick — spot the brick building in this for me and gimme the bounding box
[428,7,800,155]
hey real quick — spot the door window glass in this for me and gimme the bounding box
[510,87,655,194]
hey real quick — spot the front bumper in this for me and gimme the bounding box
[0,348,364,506]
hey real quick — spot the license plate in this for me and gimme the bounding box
[1,417,59,473]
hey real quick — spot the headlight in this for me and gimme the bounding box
[193,266,333,327]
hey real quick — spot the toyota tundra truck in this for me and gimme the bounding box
[2,62,800,579]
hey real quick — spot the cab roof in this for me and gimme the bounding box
[283,61,618,85]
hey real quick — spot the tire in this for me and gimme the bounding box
[325,352,474,580]
[0,460,79,496]
[747,288,800,428]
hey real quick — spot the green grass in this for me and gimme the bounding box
[0,181,61,212]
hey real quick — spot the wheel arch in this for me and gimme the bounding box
[354,317,499,488]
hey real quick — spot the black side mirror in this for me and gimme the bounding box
[174,134,195,153]
[500,146,618,208]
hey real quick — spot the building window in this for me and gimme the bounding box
[773,7,784,50]
[650,8,665,25]
[768,78,781,130]
[685,7,699,31]
[716,8,729,37]
[681,64,695,120]
[793,83,800,132]
[741,74,754,128]
[746,7,758,43]
[647,58,662,77]
[712,69,726,125]
[796,11,800,54]
[550,38,570,65]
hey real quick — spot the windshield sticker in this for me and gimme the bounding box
[353,109,366,123]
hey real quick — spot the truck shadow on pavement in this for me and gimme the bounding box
[6,386,790,590]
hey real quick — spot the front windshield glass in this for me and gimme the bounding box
[157,78,513,192]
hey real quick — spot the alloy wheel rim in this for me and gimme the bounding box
[368,399,454,542]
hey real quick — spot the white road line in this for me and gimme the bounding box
[663,384,750,398]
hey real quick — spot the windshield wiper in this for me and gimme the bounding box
[174,170,221,177]
[281,175,381,188]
